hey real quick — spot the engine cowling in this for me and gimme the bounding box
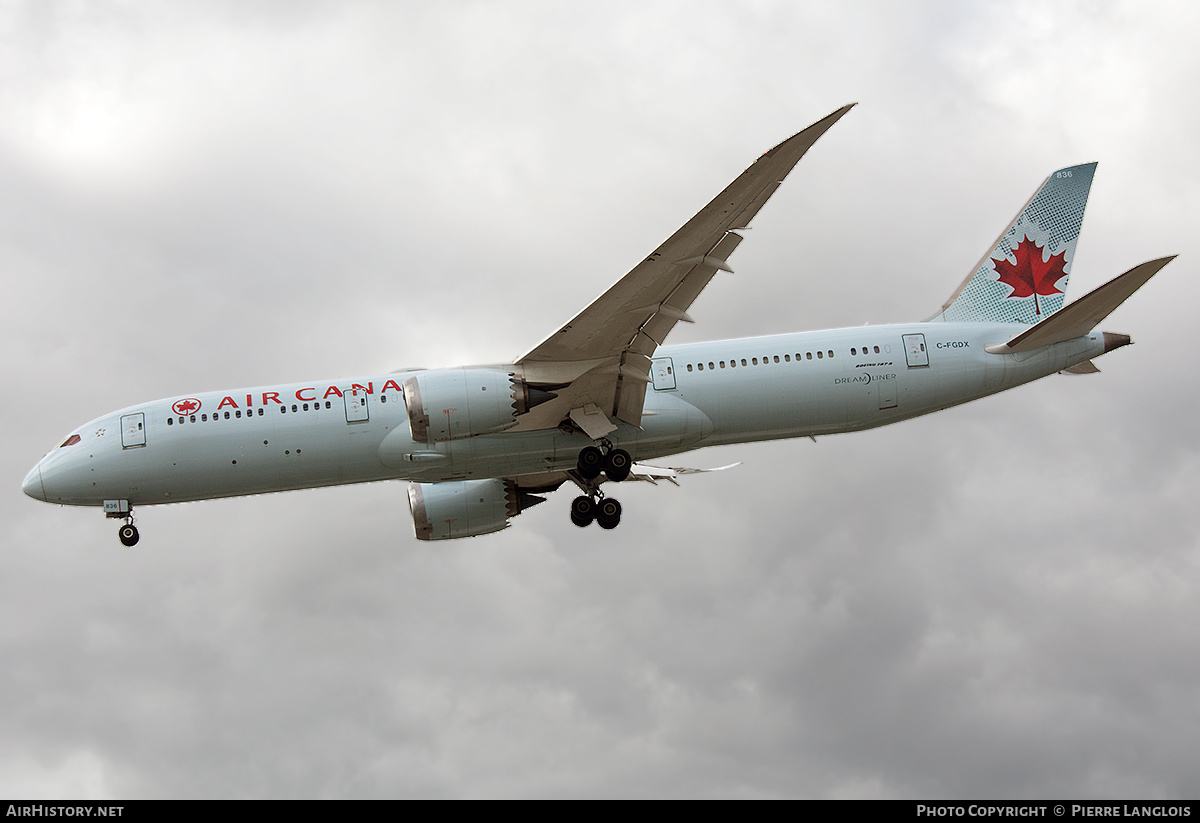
[402,368,557,444]
[407,479,547,541]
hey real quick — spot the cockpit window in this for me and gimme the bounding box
[60,434,81,448]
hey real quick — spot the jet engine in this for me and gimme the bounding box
[402,368,557,443]
[407,478,547,540]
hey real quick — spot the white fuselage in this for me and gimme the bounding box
[23,322,1108,508]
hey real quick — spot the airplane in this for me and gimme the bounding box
[22,103,1176,545]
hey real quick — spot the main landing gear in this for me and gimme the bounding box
[570,495,622,529]
[570,442,631,530]
[575,444,631,482]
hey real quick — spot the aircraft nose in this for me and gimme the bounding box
[22,463,46,502]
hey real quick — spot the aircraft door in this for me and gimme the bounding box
[344,388,370,423]
[902,334,929,367]
[651,357,677,391]
[120,413,146,448]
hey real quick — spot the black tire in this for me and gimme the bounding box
[604,448,632,482]
[570,495,595,528]
[577,446,604,479]
[596,498,622,530]
[118,524,140,547]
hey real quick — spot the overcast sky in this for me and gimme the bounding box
[4,0,1199,799]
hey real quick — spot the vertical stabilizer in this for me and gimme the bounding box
[932,163,1096,324]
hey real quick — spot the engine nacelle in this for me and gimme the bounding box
[403,368,556,444]
[407,479,546,541]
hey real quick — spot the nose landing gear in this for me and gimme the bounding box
[105,502,140,546]
[117,517,140,547]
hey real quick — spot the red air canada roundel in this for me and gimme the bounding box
[172,398,202,415]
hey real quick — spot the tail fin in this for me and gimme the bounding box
[932,162,1097,324]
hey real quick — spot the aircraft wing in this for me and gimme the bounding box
[511,104,856,435]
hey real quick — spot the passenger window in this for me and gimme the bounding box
[719,361,725,368]
[806,352,812,360]
[874,345,880,354]
[167,418,173,426]
[828,350,834,358]
[784,354,791,362]
[190,415,196,423]
[851,348,857,355]
[202,414,208,421]
[708,362,714,370]
[752,358,758,365]
[236,410,242,418]
[773,355,780,363]
[698,363,704,371]
[817,351,823,359]
[324,402,330,409]
[291,404,298,412]
[303,403,309,411]
[687,364,693,372]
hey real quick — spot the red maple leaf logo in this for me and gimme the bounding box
[992,237,1068,316]
[172,398,201,415]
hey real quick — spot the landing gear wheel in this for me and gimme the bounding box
[596,498,622,530]
[570,495,596,528]
[577,446,604,479]
[604,449,632,482]
[118,523,140,547]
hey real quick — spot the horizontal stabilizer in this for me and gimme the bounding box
[627,462,740,486]
[1061,360,1100,374]
[985,256,1176,354]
